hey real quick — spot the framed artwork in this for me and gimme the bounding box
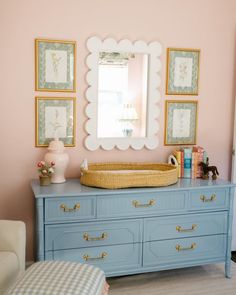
[164,100,198,145]
[166,48,200,95]
[35,39,76,92]
[35,97,76,147]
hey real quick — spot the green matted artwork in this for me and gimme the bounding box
[166,48,200,95]
[35,97,76,147]
[164,100,198,145]
[35,39,76,92]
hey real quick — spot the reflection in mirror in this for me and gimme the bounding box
[97,52,148,138]
[85,37,162,150]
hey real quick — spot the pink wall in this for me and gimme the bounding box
[0,0,236,261]
[128,54,147,137]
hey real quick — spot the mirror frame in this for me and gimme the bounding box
[85,36,162,151]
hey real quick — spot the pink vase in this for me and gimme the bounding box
[44,139,69,183]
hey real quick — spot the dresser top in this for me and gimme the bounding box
[31,178,235,198]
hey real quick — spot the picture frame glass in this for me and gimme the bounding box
[165,101,197,145]
[36,40,75,92]
[36,97,75,147]
[167,49,200,95]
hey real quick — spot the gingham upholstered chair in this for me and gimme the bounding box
[0,221,109,295]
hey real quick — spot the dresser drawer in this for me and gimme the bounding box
[45,219,142,251]
[45,243,142,272]
[189,189,229,211]
[97,191,187,218]
[144,212,228,242]
[45,196,96,222]
[143,235,226,267]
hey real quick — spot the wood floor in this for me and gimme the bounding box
[107,262,236,295]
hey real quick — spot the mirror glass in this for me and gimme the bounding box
[97,52,148,138]
[85,37,162,151]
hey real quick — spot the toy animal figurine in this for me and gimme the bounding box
[199,158,219,180]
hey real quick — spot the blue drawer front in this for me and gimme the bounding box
[97,192,187,218]
[189,189,229,210]
[45,243,142,272]
[143,235,226,267]
[144,212,228,242]
[45,219,142,251]
[45,197,96,222]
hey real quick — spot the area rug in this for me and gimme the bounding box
[107,263,236,295]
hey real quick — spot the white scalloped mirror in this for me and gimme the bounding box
[85,36,162,151]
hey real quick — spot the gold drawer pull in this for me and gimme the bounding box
[200,194,216,202]
[175,243,196,252]
[60,203,80,212]
[83,232,108,241]
[132,199,155,208]
[176,224,197,232]
[83,252,107,261]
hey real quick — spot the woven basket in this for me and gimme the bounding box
[80,162,178,189]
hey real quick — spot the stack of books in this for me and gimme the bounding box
[171,146,208,179]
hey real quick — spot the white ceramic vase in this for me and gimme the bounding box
[44,139,69,184]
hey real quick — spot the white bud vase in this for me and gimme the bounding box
[44,139,69,184]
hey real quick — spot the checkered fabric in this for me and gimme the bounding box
[8,261,106,295]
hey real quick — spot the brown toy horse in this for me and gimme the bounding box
[199,158,219,180]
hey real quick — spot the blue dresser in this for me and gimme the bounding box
[31,178,234,278]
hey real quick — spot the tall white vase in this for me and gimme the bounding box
[44,139,69,184]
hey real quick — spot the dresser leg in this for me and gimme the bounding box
[225,261,231,278]
[36,198,45,261]
[225,188,234,279]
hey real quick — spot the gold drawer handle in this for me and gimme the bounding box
[60,203,80,212]
[176,224,197,232]
[200,194,216,202]
[132,199,155,208]
[83,232,108,241]
[83,252,107,261]
[175,243,196,252]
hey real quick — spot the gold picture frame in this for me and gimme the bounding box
[166,48,200,95]
[164,100,198,145]
[35,39,76,92]
[35,96,76,147]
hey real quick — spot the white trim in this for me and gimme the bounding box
[85,36,162,151]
